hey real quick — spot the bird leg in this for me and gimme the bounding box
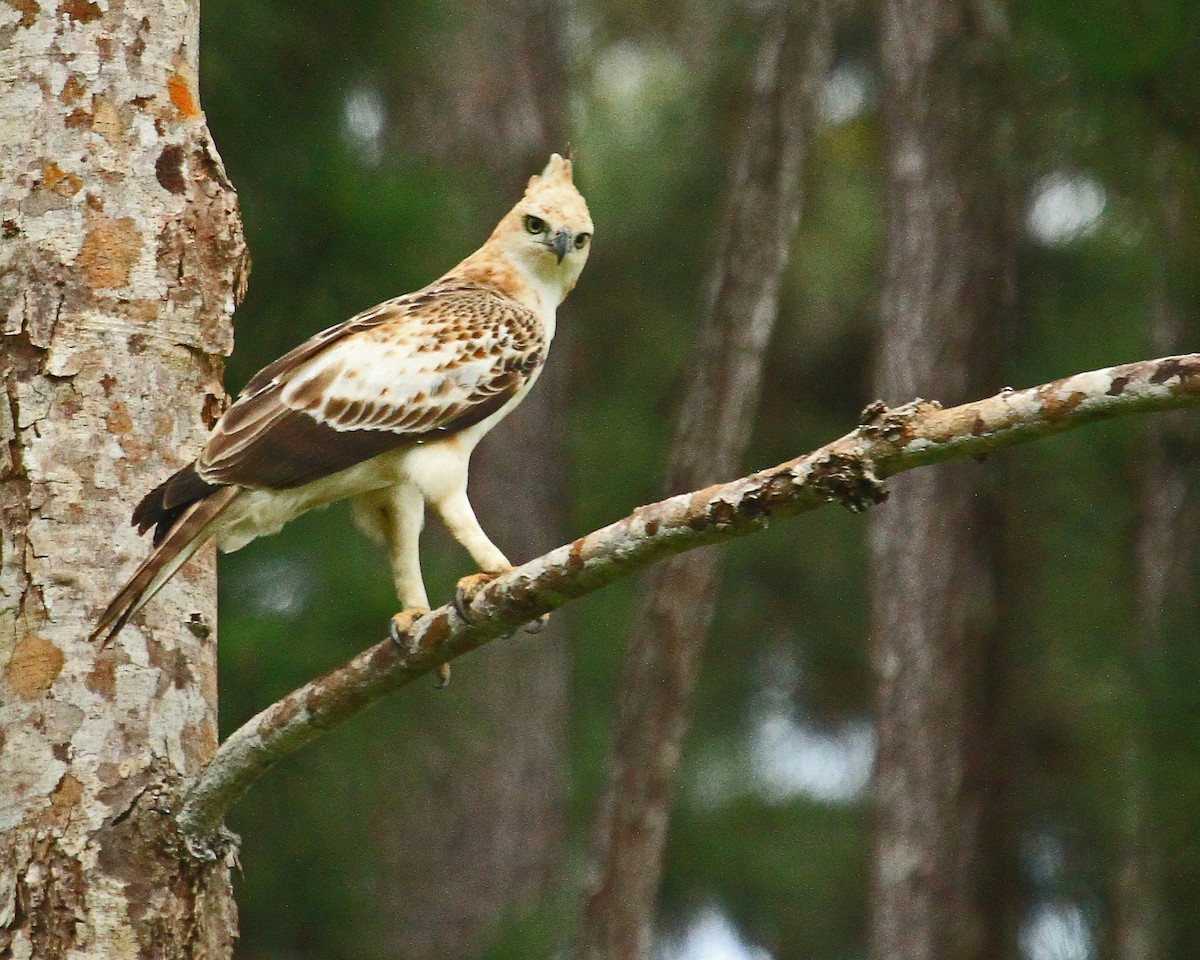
[358,486,452,686]
[434,489,550,635]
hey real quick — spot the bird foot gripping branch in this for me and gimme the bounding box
[454,571,550,634]
[387,608,429,655]
[453,571,497,625]
[387,608,453,687]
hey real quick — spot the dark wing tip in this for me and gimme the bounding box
[132,484,166,534]
[131,463,221,545]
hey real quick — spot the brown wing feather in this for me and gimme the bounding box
[196,375,525,490]
[196,284,544,491]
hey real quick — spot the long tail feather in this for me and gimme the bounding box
[92,487,239,646]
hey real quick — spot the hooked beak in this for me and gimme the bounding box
[551,229,571,264]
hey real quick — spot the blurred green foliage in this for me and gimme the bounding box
[198,1,1200,957]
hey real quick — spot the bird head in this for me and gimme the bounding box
[484,153,593,304]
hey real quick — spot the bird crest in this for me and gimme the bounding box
[527,152,574,190]
[507,153,592,242]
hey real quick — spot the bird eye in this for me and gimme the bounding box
[524,215,547,235]
[574,232,591,249]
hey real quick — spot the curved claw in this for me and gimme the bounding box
[454,571,501,625]
[388,607,429,657]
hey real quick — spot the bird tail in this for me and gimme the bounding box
[91,486,239,646]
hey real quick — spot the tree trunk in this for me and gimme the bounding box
[0,3,246,957]
[868,1,1014,958]
[1114,139,1199,960]
[580,4,837,957]
[371,2,572,956]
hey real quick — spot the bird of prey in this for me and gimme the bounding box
[93,153,592,667]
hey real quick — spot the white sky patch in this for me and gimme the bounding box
[683,648,874,810]
[1020,902,1095,960]
[592,41,687,141]
[595,41,655,104]
[745,644,875,805]
[751,712,875,805]
[819,63,871,126]
[1027,173,1107,245]
[343,85,386,164]
[657,906,772,960]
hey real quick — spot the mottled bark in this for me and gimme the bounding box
[371,2,571,956]
[579,4,838,958]
[0,2,246,958]
[869,1,1014,958]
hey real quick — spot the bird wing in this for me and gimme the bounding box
[197,282,545,490]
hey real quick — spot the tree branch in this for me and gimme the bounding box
[176,353,1200,842]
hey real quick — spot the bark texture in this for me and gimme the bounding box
[869,1,1014,958]
[372,2,571,955]
[579,5,838,958]
[0,2,246,957]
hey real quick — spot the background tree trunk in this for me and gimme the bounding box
[1114,139,1200,960]
[580,3,837,957]
[370,2,572,955]
[0,2,246,957]
[868,1,1014,958]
